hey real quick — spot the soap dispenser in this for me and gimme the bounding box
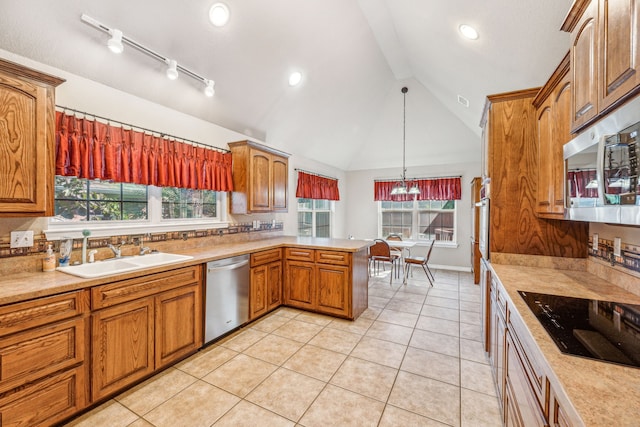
[43,244,56,272]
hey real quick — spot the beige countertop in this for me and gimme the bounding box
[491,263,640,427]
[0,236,371,306]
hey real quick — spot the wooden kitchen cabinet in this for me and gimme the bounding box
[283,247,368,319]
[91,266,202,401]
[229,140,290,214]
[0,291,88,426]
[481,90,588,258]
[250,248,283,319]
[562,0,640,132]
[489,278,506,408]
[284,259,316,311]
[534,54,571,218]
[0,58,64,217]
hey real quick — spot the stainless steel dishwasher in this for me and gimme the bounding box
[205,254,250,344]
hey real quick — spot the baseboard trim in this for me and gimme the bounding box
[431,264,471,273]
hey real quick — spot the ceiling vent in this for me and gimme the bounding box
[457,95,470,108]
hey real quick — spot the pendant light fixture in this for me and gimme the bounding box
[391,87,420,196]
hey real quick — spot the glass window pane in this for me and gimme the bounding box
[315,212,331,237]
[54,200,88,221]
[298,198,312,210]
[89,181,122,201]
[89,201,121,220]
[123,202,148,220]
[122,183,147,201]
[298,212,313,236]
[314,199,330,210]
[55,176,86,200]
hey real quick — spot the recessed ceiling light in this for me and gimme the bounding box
[288,71,302,87]
[209,3,230,27]
[459,24,479,40]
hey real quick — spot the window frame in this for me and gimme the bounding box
[297,198,334,238]
[378,198,458,247]
[45,177,228,240]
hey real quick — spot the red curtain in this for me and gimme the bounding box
[296,171,340,201]
[374,177,462,201]
[55,111,233,192]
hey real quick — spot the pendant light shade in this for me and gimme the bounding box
[391,87,420,196]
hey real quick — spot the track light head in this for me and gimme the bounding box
[204,79,215,97]
[107,29,124,54]
[166,59,179,80]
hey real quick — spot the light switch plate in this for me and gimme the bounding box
[614,237,622,257]
[592,234,598,251]
[10,230,34,248]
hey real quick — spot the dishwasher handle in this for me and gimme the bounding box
[207,259,249,273]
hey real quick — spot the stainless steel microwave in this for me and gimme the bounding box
[563,95,640,225]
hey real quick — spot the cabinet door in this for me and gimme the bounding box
[0,70,50,215]
[536,99,554,215]
[272,154,288,211]
[504,332,547,427]
[266,261,283,310]
[250,264,269,319]
[570,0,599,131]
[155,283,202,368]
[249,149,271,211]
[316,264,350,317]
[0,365,86,427]
[91,298,154,401]
[599,0,640,111]
[284,260,315,310]
[552,80,572,214]
[492,300,507,404]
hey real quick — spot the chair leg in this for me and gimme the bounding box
[426,264,435,281]
[421,264,433,286]
[403,263,410,285]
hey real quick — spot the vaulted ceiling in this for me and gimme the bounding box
[0,0,572,171]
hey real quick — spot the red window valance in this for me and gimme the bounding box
[55,111,233,191]
[295,171,340,201]
[374,177,462,201]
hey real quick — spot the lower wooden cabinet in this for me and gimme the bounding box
[316,263,350,317]
[91,297,155,401]
[91,266,203,402]
[0,291,88,426]
[250,249,283,319]
[284,259,316,310]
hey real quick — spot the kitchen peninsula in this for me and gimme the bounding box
[0,236,370,427]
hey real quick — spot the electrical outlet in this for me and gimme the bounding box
[614,237,622,257]
[592,234,598,251]
[10,230,34,248]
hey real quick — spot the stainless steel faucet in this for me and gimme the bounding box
[108,243,123,258]
[139,246,152,256]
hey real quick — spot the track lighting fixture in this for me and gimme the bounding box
[107,29,124,54]
[81,14,216,97]
[166,59,179,80]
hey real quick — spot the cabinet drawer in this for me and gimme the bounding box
[316,250,350,266]
[92,266,200,309]
[0,317,85,393]
[285,247,315,262]
[495,281,508,320]
[251,248,282,267]
[509,315,545,402]
[0,291,87,337]
[0,365,86,427]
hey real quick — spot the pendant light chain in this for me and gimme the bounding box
[402,87,407,184]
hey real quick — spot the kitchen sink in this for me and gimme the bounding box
[57,252,194,278]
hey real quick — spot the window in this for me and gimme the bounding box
[298,198,332,237]
[380,199,456,243]
[49,176,226,237]
[161,187,217,219]
[53,176,148,222]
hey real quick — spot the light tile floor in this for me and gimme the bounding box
[65,268,502,427]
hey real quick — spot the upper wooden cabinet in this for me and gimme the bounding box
[0,59,64,217]
[563,0,640,132]
[533,53,572,218]
[228,140,290,214]
[481,89,588,258]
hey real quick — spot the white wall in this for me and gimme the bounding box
[345,161,481,270]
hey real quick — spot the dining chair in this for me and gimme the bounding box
[402,239,435,286]
[386,233,409,257]
[368,239,400,284]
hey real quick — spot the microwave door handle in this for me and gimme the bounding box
[596,135,607,206]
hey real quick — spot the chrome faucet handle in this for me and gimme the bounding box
[88,250,98,263]
[108,244,122,258]
[139,246,152,256]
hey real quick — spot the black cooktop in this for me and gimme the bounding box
[518,291,640,369]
